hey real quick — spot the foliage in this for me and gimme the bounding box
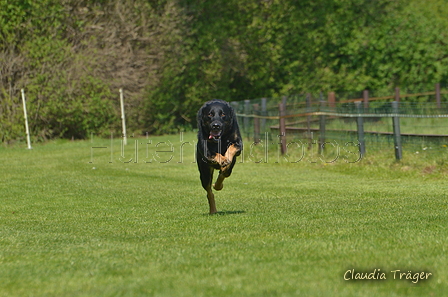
[1,0,448,141]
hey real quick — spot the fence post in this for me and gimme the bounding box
[21,89,32,150]
[306,93,312,146]
[318,100,326,154]
[253,104,260,143]
[119,88,127,146]
[244,99,250,136]
[355,101,366,157]
[278,102,286,155]
[391,101,402,160]
[261,98,267,133]
[436,83,441,109]
[394,87,400,106]
[328,91,336,110]
[363,90,369,109]
[282,96,287,107]
[231,102,240,128]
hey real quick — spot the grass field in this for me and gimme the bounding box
[1,132,447,296]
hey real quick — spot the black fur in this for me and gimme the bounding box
[196,99,243,213]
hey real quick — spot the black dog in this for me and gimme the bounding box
[196,99,243,214]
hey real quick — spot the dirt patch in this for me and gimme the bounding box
[422,165,437,175]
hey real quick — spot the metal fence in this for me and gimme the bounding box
[232,85,448,160]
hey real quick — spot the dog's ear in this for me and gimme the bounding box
[197,105,207,131]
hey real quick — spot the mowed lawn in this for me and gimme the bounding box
[0,133,447,296]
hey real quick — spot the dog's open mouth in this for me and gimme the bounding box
[209,130,222,141]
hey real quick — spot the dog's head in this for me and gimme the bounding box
[198,100,234,143]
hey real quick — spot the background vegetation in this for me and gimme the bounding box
[1,0,448,141]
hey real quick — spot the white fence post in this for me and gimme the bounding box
[21,89,32,150]
[119,88,127,146]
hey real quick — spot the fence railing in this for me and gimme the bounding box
[232,84,448,160]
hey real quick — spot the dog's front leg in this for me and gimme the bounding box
[211,153,231,168]
[221,144,240,172]
[213,144,240,191]
[213,173,225,191]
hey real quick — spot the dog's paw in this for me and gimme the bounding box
[220,161,233,173]
[220,157,231,167]
[213,154,230,167]
[213,183,223,191]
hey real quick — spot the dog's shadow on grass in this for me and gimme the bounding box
[204,210,246,216]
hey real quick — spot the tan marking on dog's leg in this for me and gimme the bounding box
[221,144,239,172]
[206,188,217,214]
[225,144,239,163]
[212,153,230,167]
[213,173,225,191]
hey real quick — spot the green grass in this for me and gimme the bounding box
[320,117,448,135]
[1,133,447,296]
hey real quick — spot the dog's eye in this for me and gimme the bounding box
[208,112,213,117]
[221,113,225,117]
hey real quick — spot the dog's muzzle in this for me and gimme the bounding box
[209,122,222,142]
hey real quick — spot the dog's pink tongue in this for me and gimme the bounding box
[209,131,220,139]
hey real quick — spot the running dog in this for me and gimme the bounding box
[196,99,243,214]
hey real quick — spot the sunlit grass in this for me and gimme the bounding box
[0,133,447,296]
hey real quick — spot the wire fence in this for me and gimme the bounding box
[232,85,448,160]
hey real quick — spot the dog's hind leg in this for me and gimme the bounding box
[200,166,218,214]
[206,188,217,214]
